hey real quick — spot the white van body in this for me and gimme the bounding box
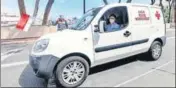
[30,3,166,87]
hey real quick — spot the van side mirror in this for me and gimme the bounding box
[94,25,100,32]
[99,21,105,33]
[94,21,105,33]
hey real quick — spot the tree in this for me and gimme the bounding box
[33,0,40,17]
[103,0,124,4]
[159,0,164,10]
[42,0,55,25]
[163,6,170,23]
[151,0,156,5]
[18,0,26,16]
[103,0,108,5]
[126,0,132,3]
[166,0,174,23]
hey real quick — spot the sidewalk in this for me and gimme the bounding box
[1,37,39,45]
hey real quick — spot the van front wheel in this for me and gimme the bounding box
[147,41,162,60]
[55,56,89,88]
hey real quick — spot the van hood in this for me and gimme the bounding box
[38,29,89,41]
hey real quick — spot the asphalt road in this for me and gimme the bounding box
[1,29,175,87]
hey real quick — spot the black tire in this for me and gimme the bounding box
[55,56,89,88]
[146,41,162,60]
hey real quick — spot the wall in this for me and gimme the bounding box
[1,26,57,39]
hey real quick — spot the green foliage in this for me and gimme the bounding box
[163,6,170,23]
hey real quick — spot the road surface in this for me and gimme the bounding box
[1,29,175,87]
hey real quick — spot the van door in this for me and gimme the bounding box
[150,7,165,36]
[130,5,152,53]
[92,6,132,65]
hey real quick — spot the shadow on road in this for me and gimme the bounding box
[19,65,47,87]
[89,56,138,75]
[19,55,148,87]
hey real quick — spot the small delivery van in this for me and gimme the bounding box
[30,3,166,87]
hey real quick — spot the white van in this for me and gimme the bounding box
[29,3,166,87]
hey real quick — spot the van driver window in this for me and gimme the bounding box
[100,6,129,32]
[105,14,121,32]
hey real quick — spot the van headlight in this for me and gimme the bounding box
[33,39,49,52]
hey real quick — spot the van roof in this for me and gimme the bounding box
[99,3,161,9]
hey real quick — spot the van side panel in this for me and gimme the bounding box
[148,7,166,46]
[130,5,152,53]
[130,5,165,54]
[149,7,165,36]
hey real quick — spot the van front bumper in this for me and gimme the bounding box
[29,55,59,79]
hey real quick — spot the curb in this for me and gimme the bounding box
[1,40,35,45]
[1,37,39,45]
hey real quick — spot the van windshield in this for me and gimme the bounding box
[71,7,102,30]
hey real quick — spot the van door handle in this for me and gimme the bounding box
[84,37,88,41]
[124,31,131,37]
[151,26,154,28]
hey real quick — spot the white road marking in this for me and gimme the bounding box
[1,61,29,68]
[1,48,23,62]
[1,53,15,62]
[167,37,175,40]
[1,53,5,56]
[114,60,174,87]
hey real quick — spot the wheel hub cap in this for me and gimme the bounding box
[62,61,85,85]
[152,44,161,59]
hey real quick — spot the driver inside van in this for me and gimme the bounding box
[105,14,121,32]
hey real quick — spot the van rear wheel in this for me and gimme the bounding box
[146,41,162,60]
[55,56,89,88]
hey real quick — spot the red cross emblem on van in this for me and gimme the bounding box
[155,11,160,20]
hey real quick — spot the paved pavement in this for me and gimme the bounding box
[1,29,175,87]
